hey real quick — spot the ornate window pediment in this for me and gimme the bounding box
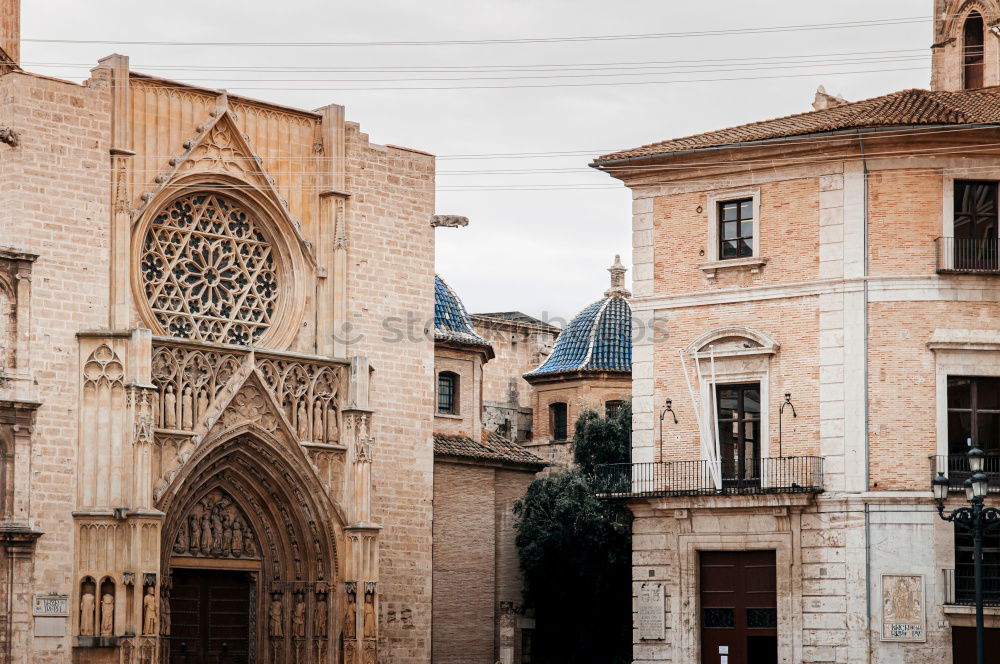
[686,326,780,358]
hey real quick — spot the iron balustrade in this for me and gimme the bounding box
[936,237,1000,273]
[944,568,1000,608]
[929,455,1000,494]
[593,457,824,499]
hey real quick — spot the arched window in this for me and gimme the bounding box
[438,372,458,415]
[549,402,568,441]
[965,11,985,89]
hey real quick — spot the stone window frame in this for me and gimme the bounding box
[700,187,767,279]
[686,326,779,463]
[928,329,1000,460]
[675,531,799,663]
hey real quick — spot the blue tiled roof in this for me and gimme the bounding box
[525,295,631,377]
[434,275,492,350]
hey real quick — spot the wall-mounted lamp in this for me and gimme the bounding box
[659,399,678,461]
[778,392,797,457]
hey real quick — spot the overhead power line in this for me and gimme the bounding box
[21,16,930,48]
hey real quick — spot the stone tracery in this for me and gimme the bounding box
[140,192,279,345]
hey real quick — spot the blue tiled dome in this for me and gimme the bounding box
[434,275,492,351]
[525,256,632,378]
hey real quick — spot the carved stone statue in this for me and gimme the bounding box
[100,593,114,636]
[326,406,338,442]
[362,592,376,639]
[182,385,194,429]
[296,401,309,440]
[197,388,209,419]
[231,518,244,556]
[244,529,257,557]
[173,521,188,553]
[210,507,224,554]
[164,384,177,428]
[160,587,171,636]
[314,406,324,443]
[292,597,306,638]
[80,592,95,636]
[344,592,357,639]
[188,515,200,554]
[314,595,328,637]
[142,587,157,635]
[269,597,283,638]
[222,515,233,556]
[200,513,212,554]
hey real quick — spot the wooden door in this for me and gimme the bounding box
[700,550,777,664]
[169,568,255,664]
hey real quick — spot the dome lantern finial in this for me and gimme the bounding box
[605,254,631,298]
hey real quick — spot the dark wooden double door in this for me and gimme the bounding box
[700,550,777,664]
[169,568,255,664]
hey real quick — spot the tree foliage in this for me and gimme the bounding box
[513,403,633,664]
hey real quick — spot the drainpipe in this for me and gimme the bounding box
[856,129,873,663]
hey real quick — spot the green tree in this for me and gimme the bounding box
[513,402,632,664]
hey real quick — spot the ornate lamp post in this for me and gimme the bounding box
[932,445,1000,664]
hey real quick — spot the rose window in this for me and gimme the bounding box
[140,193,279,345]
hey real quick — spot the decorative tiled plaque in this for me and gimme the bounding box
[881,574,925,642]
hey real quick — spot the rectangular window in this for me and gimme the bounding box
[716,383,761,483]
[954,525,1000,605]
[719,198,754,260]
[605,400,624,418]
[953,181,999,270]
[549,402,568,441]
[947,376,1000,455]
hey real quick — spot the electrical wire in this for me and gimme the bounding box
[20,16,932,48]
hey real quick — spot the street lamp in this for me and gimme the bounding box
[658,399,677,462]
[932,445,1000,664]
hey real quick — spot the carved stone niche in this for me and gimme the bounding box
[0,247,37,400]
[170,488,261,560]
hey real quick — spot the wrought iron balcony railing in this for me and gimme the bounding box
[593,457,824,499]
[936,236,1000,273]
[929,455,1000,494]
[943,568,1000,607]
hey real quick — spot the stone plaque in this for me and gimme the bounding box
[637,583,665,640]
[32,594,68,617]
[881,574,925,642]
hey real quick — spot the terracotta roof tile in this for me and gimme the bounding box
[593,87,1000,163]
[433,431,546,467]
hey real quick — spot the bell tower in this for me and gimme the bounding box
[0,0,19,68]
[932,0,1000,90]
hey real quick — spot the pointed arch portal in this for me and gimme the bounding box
[159,429,341,664]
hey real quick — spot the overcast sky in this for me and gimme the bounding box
[21,1,931,321]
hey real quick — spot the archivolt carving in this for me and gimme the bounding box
[140,192,279,345]
[171,488,260,560]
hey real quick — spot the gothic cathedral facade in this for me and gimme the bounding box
[0,3,437,663]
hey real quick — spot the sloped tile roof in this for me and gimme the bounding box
[525,295,631,378]
[473,311,561,332]
[433,431,546,467]
[593,87,1000,163]
[434,275,493,350]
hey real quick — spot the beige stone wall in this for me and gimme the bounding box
[344,126,436,662]
[474,317,557,408]
[0,69,112,663]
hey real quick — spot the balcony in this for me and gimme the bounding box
[593,457,824,499]
[929,455,1000,494]
[936,236,1000,274]
[943,568,1000,608]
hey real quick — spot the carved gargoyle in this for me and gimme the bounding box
[0,127,19,148]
